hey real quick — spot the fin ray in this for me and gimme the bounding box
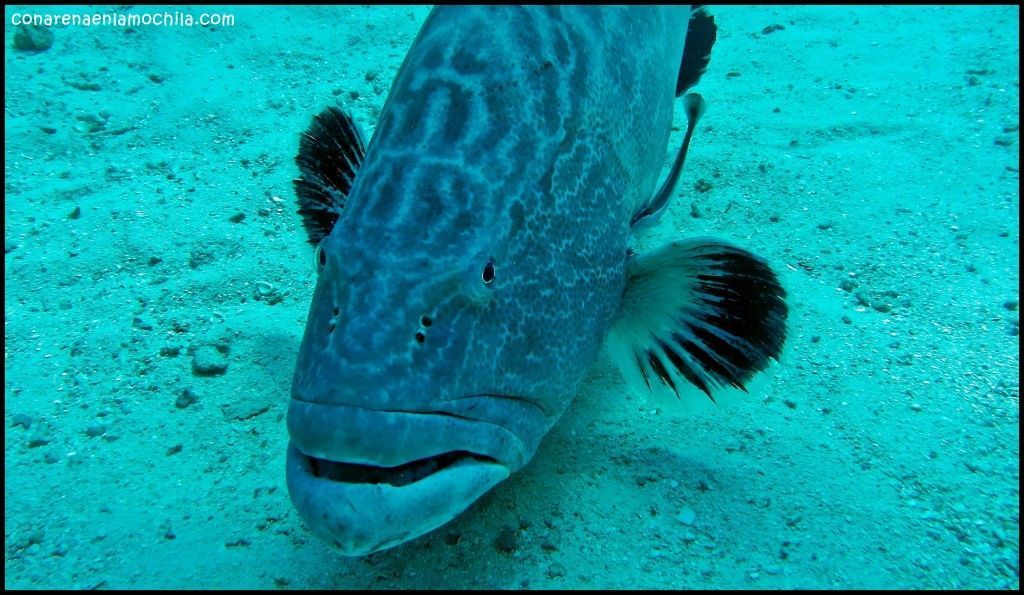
[607,238,788,408]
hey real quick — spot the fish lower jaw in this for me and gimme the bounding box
[286,443,509,555]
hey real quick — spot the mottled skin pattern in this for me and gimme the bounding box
[288,6,692,553]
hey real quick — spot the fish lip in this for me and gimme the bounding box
[285,395,546,554]
[285,397,533,471]
[286,442,510,555]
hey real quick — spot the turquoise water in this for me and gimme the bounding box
[4,5,1018,589]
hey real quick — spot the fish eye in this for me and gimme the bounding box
[482,259,495,285]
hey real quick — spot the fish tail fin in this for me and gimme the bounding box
[607,238,788,410]
[294,105,367,246]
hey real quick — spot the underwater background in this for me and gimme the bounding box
[3,5,1019,589]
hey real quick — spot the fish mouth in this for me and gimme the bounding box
[303,449,498,488]
[286,443,510,556]
[285,398,537,555]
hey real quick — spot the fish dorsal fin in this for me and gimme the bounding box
[630,93,706,230]
[677,6,717,96]
[606,238,788,410]
[293,105,367,246]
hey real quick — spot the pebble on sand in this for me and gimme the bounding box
[494,526,518,553]
[85,423,107,438]
[677,506,696,526]
[175,388,199,409]
[192,346,228,376]
[13,25,54,52]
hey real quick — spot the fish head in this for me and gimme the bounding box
[286,188,591,555]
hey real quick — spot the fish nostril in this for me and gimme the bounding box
[416,315,433,344]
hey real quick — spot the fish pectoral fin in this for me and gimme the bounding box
[293,105,367,246]
[630,93,706,230]
[606,238,788,409]
[677,6,717,97]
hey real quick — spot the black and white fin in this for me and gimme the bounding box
[607,238,788,409]
[677,6,717,97]
[293,105,367,246]
[630,93,706,230]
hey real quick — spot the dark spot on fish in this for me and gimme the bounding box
[367,163,402,223]
[450,48,487,76]
[540,86,560,136]
[420,45,445,71]
[508,201,525,236]
[567,49,588,113]
[441,84,472,146]
[542,5,561,24]
[454,209,473,230]
[406,170,449,231]
[482,85,514,142]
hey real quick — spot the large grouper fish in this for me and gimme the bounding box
[286,5,787,555]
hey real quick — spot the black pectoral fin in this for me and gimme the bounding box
[676,6,717,96]
[607,238,788,408]
[293,105,367,246]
